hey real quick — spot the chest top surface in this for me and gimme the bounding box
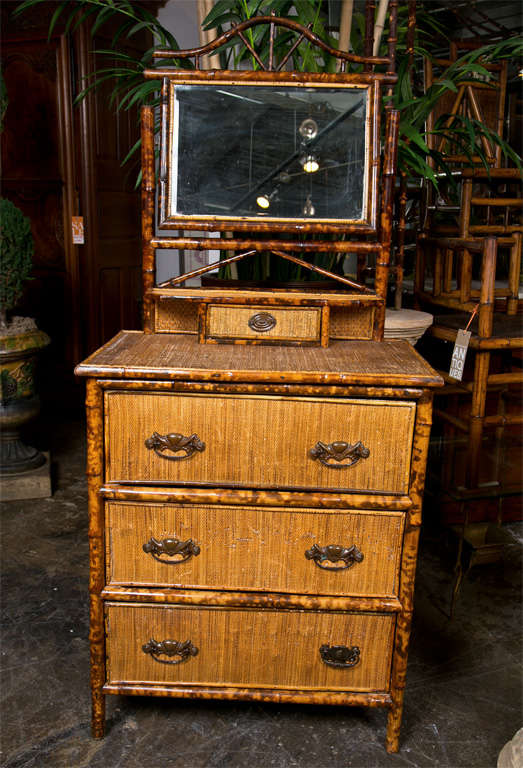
[75,330,442,388]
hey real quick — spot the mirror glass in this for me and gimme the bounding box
[169,84,368,222]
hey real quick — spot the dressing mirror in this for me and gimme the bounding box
[159,76,379,233]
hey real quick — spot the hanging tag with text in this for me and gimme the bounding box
[449,329,471,381]
[72,216,85,244]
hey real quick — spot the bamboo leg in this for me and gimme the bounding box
[468,351,490,488]
[443,246,453,293]
[141,105,156,333]
[459,248,472,305]
[386,394,433,752]
[375,110,400,338]
[507,233,521,315]
[86,378,106,738]
[467,238,496,488]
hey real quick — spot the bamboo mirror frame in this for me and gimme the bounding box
[157,73,380,234]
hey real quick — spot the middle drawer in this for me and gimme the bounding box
[105,392,416,494]
[105,502,404,597]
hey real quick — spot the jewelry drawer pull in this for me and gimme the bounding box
[145,432,205,461]
[305,543,364,571]
[320,644,360,669]
[309,440,370,468]
[142,638,198,665]
[248,312,276,332]
[143,536,201,564]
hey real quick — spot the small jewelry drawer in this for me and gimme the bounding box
[104,392,416,495]
[204,305,322,345]
[105,602,395,692]
[105,501,405,597]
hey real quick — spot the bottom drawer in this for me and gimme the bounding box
[105,602,395,692]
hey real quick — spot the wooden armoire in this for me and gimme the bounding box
[1,3,162,403]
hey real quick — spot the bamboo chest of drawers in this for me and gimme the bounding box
[76,330,442,752]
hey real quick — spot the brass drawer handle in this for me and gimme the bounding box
[143,536,201,564]
[309,440,370,468]
[248,312,276,332]
[145,431,205,461]
[305,543,364,571]
[320,644,360,669]
[142,638,198,665]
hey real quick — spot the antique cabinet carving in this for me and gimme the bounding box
[76,5,442,753]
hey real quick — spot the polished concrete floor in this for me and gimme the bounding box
[1,418,521,768]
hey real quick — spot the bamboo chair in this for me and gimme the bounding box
[416,234,522,484]
[421,166,522,314]
[415,39,521,492]
[414,39,522,609]
[424,43,507,170]
[416,233,522,612]
[419,45,521,316]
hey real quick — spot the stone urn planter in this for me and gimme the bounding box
[0,318,50,473]
[0,194,49,476]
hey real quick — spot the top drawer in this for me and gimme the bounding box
[205,305,322,344]
[104,392,415,494]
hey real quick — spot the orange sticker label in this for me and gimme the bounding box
[72,216,84,244]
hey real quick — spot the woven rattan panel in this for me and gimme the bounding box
[330,305,375,339]
[155,300,374,339]
[155,300,198,333]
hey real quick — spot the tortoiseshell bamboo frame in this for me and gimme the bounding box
[140,7,400,339]
[78,3,441,755]
[156,74,380,234]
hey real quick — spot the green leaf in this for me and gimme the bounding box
[118,80,159,111]
[401,123,430,153]
[48,2,67,39]
[121,136,142,166]
[435,78,458,93]
[202,0,238,29]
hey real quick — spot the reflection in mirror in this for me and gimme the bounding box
[170,85,368,222]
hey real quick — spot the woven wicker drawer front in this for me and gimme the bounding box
[105,392,415,494]
[106,502,404,597]
[105,602,395,692]
[206,305,322,342]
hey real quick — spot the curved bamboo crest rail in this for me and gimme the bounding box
[148,8,398,75]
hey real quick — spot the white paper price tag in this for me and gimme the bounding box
[449,329,471,381]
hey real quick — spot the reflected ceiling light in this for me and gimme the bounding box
[256,189,278,209]
[300,153,320,173]
[303,195,315,217]
[256,194,271,209]
[299,118,318,141]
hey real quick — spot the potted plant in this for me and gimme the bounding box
[0,197,50,474]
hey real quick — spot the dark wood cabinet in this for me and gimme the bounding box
[1,4,151,402]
